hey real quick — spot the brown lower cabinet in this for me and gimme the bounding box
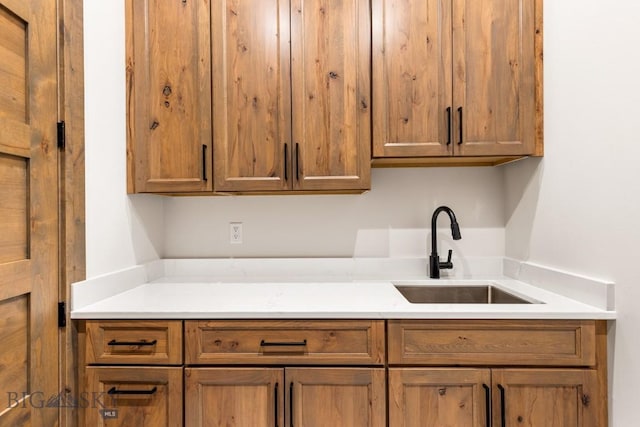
[185,367,386,427]
[389,368,600,427]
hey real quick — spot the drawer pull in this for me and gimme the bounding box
[108,339,157,346]
[498,384,506,427]
[482,384,491,427]
[260,339,307,347]
[274,382,279,427]
[108,386,157,396]
[289,382,294,427]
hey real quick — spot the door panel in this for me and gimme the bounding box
[212,0,291,192]
[453,0,535,155]
[372,0,452,157]
[0,0,59,425]
[291,0,371,191]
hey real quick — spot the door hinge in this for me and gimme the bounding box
[58,301,67,327]
[57,121,66,150]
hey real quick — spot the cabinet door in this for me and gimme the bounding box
[211,0,292,192]
[126,0,212,193]
[372,0,453,157]
[185,368,283,427]
[452,0,536,156]
[492,369,601,427]
[86,367,183,427]
[291,0,371,191]
[287,368,385,427]
[389,368,490,427]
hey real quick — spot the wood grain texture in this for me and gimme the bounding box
[453,0,536,156]
[291,0,371,191]
[372,155,526,167]
[0,295,28,403]
[388,320,596,366]
[0,153,27,263]
[185,320,385,365]
[533,0,544,156]
[0,5,27,123]
[85,320,183,365]
[126,0,212,193]
[85,367,183,427]
[372,0,452,157]
[287,367,386,427]
[185,368,283,427]
[493,369,601,427]
[212,0,291,192]
[389,368,490,427]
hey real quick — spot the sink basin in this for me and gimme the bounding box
[394,284,536,304]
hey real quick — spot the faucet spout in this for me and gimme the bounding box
[430,206,462,279]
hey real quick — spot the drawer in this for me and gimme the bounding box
[85,320,183,365]
[388,320,596,366]
[185,320,385,365]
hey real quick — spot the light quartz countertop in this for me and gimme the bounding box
[70,258,616,320]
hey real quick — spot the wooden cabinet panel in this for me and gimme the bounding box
[389,368,490,427]
[453,0,536,156]
[291,0,371,191]
[372,0,452,157]
[85,320,183,365]
[388,320,596,366]
[185,368,283,427]
[185,320,385,365]
[126,0,212,193]
[492,369,601,427]
[211,0,291,192]
[287,368,386,427]
[85,367,183,427]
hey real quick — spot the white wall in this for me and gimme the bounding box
[84,1,164,277]
[504,0,640,424]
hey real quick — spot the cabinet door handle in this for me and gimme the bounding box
[108,386,157,396]
[446,107,452,145]
[260,339,307,347]
[498,384,506,427]
[202,144,208,181]
[274,382,279,427]
[107,339,157,346]
[457,107,463,145]
[483,384,491,427]
[295,143,300,182]
[289,382,295,427]
[284,144,289,182]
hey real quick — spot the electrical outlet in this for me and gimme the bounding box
[230,222,243,244]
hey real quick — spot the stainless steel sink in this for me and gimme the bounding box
[394,284,536,304]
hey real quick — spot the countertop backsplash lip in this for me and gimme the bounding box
[71,257,615,320]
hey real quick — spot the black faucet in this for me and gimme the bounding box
[429,206,462,279]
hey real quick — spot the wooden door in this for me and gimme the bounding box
[211,0,291,192]
[0,0,59,425]
[287,368,385,427]
[372,0,453,158]
[291,0,371,191]
[452,0,536,156]
[126,0,212,193]
[492,369,601,427]
[185,368,283,427]
[389,368,490,427]
[86,367,183,426]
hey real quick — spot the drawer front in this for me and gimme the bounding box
[85,320,183,365]
[388,320,596,366]
[185,320,385,365]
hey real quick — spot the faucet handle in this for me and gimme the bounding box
[439,250,454,270]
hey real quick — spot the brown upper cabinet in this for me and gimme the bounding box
[213,0,371,192]
[372,0,543,164]
[126,0,212,193]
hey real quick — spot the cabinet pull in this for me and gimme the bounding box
[108,386,157,396]
[274,382,279,427]
[295,143,300,182]
[457,107,463,145]
[107,339,157,346]
[260,339,307,347]
[498,384,506,427]
[446,107,452,145]
[202,144,208,181]
[284,144,289,182]
[482,384,491,427]
[289,382,294,427]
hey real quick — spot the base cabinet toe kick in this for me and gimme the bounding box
[78,319,607,427]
